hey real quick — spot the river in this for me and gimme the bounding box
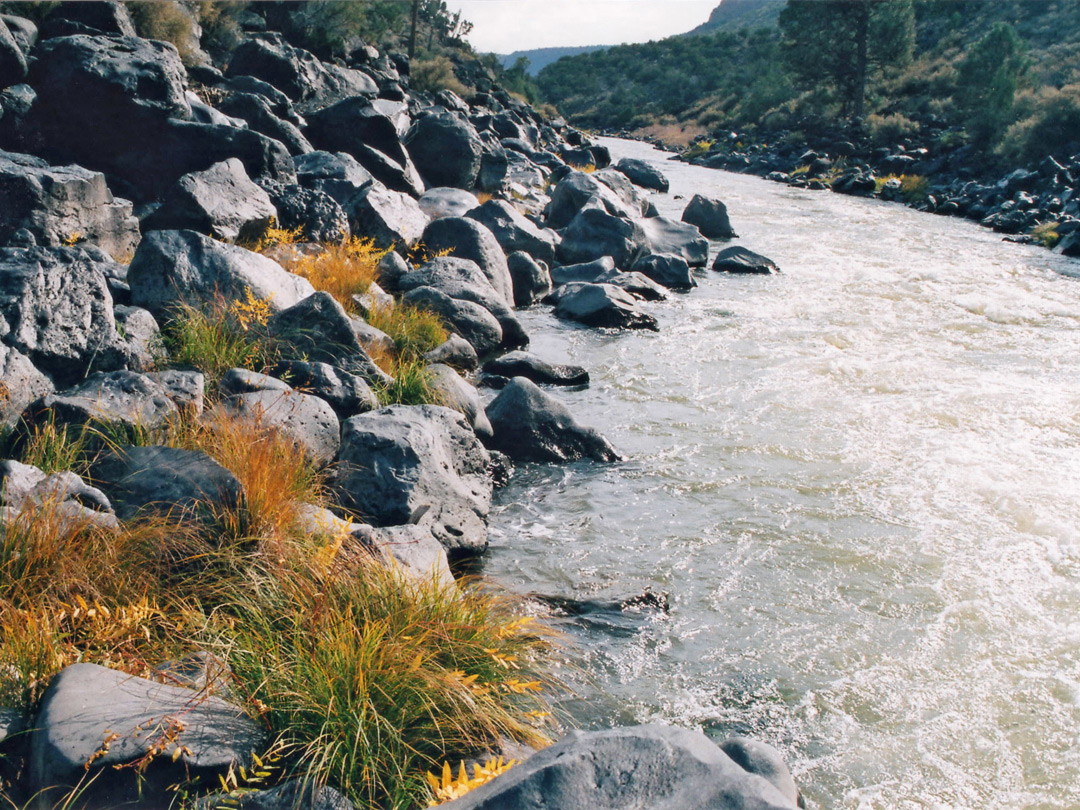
[482,137,1080,809]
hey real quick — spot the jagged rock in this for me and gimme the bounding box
[638,216,709,267]
[427,363,492,439]
[143,159,277,244]
[128,230,315,320]
[293,150,378,215]
[0,246,124,384]
[405,111,483,190]
[550,256,615,286]
[681,194,737,239]
[227,32,339,103]
[271,360,378,418]
[267,291,390,388]
[349,523,455,587]
[418,187,480,220]
[1,15,36,58]
[34,370,177,431]
[146,369,205,415]
[633,254,696,290]
[506,251,551,307]
[466,199,558,265]
[0,18,28,88]
[351,186,428,251]
[221,381,341,467]
[552,282,659,331]
[113,305,160,371]
[437,725,798,810]
[29,663,265,810]
[556,208,649,270]
[0,343,52,427]
[91,444,245,524]
[483,351,589,387]
[615,157,669,192]
[216,91,313,156]
[333,405,492,555]
[0,151,143,256]
[484,377,617,463]
[422,334,479,371]
[404,286,504,358]
[594,168,650,216]
[258,180,350,243]
[420,217,515,309]
[712,246,780,275]
[545,170,639,229]
[187,91,246,128]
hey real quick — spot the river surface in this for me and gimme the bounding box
[482,137,1080,810]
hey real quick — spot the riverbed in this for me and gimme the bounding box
[484,137,1080,809]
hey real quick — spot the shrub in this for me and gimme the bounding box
[1031,221,1061,248]
[996,84,1080,167]
[285,237,389,314]
[865,112,920,147]
[126,1,203,65]
[411,55,469,96]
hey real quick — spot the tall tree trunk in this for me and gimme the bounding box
[853,0,870,119]
[409,0,419,59]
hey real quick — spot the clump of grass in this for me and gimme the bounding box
[567,162,596,173]
[682,138,715,159]
[874,173,930,204]
[283,237,391,314]
[1031,220,1061,247]
[366,304,448,363]
[375,358,444,408]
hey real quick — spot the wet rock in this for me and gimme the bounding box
[483,351,588,387]
[556,208,649,271]
[484,377,618,463]
[34,370,177,431]
[506,251,552,307]
[351,186,428,251]
[29,663,265,810]
[422,334,479,372]
[420,217,515,308]
[427,363,492,439]
[333,405,492,555]
[552,282,659,331]
[615,157,669,192]
[466,199,558,265]
[437,724,798,810]
[595,269,667,302]
[712,246,779,275]
[91,444,245,525]
[405,111,483,190]
[142,159,277,244]
[0,150,140,257]
[633,254,696,290]
[271,360,378,418]
[0,343,52,427]
[638,216,709,267]
[418,187,480,220]
[128,230,315,320]
[681,193,737,239]
[221,382,341,467]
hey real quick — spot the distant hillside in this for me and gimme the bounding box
[685,0,784,35]
[498,45,610,76]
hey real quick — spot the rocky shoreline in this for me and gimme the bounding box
[0,2,798,809]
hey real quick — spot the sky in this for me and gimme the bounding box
[443,0,718,54]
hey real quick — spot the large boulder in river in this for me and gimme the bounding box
[712,246,779,275]
[638,216,709,267]
[615,157,670,192]
[681,194,737,239]
[128,230,315,319]
[333,405,492,555]
[28,663,265,810]
[552,282,659,331]
[437,724,798,810]
[506,251,551,307]
[405,111,483,191]
[142,158,277,244]
[466,199,558,265]
[634,254,696,290]
[419,217,515,309]
[556,208,649,270]
[545,170,639,229]
[0,245,125,384]
[427,362,492,439]
[0,149,140,257]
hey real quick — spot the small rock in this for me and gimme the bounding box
[483,351,588,387]
[712,246,780,275]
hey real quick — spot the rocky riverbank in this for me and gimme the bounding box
[0,2,798,809]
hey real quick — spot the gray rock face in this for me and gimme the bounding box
[222,383,341,468]
[595,269,668,302]
[0,150,140,258]
[29,663,265,810]
[485,377,618,463]
[45,1,137,37]
[334,405,492,554]
[681,194,737,239]
[143,159,277,244]
[128,230,315,320]
[719,737,801,807]
[712,246,780,275]
[0,460,117,530]
[0,17,28,88]
[556,208,649,270]
[418,187,480,220]
[218,367,290,399]
[350,523,455,588]
[420,217,515,309]
[91,444,245,524]
[405,112,483,190]
[271,360,378,418]
[226,32,337,103]
[146,369,205,415]
[550,256,616,287]
[466,199,558,265]
[0,343,52,427]
[1,15,36,58]
[483,351,588,387]
[113,305,160,372]
[594,168,650,216]
[638,216,709,267]
[293,150,378,213]
[351,186,428,251]
[552,282,659,331]
[35,370,178,431]
[0,246,124,384]
[422,334,478,372]
[438,724,798,810]
[258,180,349,244]
[546,170,639,229]
[427,363,492,439]
[615,157,670,192]
[635,253,696,290]
[506,251,551,307]
[404,286,502,359]
[216,91,313,156]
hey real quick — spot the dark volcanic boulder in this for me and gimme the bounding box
[545,170,639,229]
[638,216,709,267]
[615,157,669,192]
[422,334,478,372]
[29,663,264,810]
[259,180,350,243]
[403,287,503,357]
[0,18,28,90]
[334,405,492,554]
[427,363,493,439]
[0,461,117,531]
[405,112,483,190]
[551,256,616,286]
[681,194,737,239]
[506,251,551,307]
[466,199,558,265]
[227,32,349,104]
[215,91,313,156]
[270,360,378,418]
[91,444,245,524]
[34,370,177,431]
[437,724,798,810]
[127,230,315,319]
[552,282,659,331]
[0,343,52,427]
[0,149,139,257]
[0,246,124,383]
[556,208,649,270]
[712,246,780,275]
[293,150,377,212]
[43,1,136,38]
[483,351,588,387]
[351,186,428,250]
[221,382,341,467]
[142,158,277,244]
[634,254,696,290]
[419,217,515,308]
